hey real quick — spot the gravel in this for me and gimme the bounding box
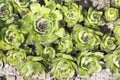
[0,64,114,80]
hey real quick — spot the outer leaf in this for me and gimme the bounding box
[0,50,6,65]
[114,22,120,45]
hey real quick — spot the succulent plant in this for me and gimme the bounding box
[6,49,27,66]
[19,61,45,78]
[20,3,64,46]
[43,47,56,61]
[56,34,73,53]
[111,0,120,8]
[62,3,83,27]
[114,22,120,45]
[8,0,29,16]
[84,8,105,28]
[0,1,13,23]
[0,24,24,50]
[100,34,116,52]
[77,51,104,78]
[60,3,83,27]
[51,53,76,79]
[104,8,119,22]
[104,48,120,73]
[72,24,101,51]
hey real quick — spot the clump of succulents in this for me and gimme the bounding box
[1,0,120,79]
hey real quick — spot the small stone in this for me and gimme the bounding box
[16,75,24,80]
[6,75,16,80]
[106,22,114,31]
[106,69,111,73]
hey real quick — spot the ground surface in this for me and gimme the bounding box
[0,64,114,80]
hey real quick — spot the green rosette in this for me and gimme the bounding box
[21,3,64,46]
[9,0,29,16]
[0,1,13,22]
[43,47,56,61]
[42,47,56,67]
[84,8,105,28]
[104,49,120,73]
[0,24,24,50]
[100,34,116,52]
[77,51,104,79]
[56,34,73,53]
[51,53,76,79]
[0,50,6,65]
[104,8,119,22]
[113,22,120,45]
[33,12,64,46]
[72,24,101,51]
[19,61,45,78]
[111,0,120,8]
[6,49,26,66]
[61,3,83,27]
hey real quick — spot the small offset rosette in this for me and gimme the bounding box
[104,8,119,22]
[0,25,24,50]
[51,53,76,79]
[6,49,26,66]
[84,8,105,28]
[56,34,73,54]
[19,61,45,79]
[9,0,29,16]
[111,0,120,8]
[100,34,116,52]
[43,47,56,61]
[0,2,12,21]
[77,51,104,79]
[72,24,101,51]
[61,3,83,27]
[104,49,120,73]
